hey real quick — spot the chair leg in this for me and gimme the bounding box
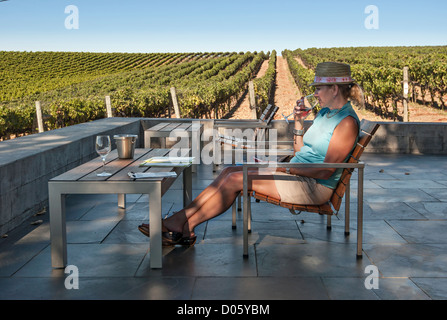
[232,193,242,229]
[345,180,350,236]
[232,201,237,229]
[247,194,251,233]
[238,192,241,211]
[213,129,221,172]
[327,215,331,230]
[243,169,249,257]
[357,167,364,258]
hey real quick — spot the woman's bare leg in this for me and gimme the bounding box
[163,166,259,233]
[174,170,280,237]
[181,166,242,212]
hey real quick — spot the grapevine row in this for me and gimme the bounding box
[0,51,267,138]
[0,51,226,102]
[285,46,447,119]
[253,50,277,110]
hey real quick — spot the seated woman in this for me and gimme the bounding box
[138,61,364,246]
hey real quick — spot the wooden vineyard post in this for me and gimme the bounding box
[35,101,44,133]
[105,96,113,118]
[403,67,409,122]
[248,81,257,119]
[170,87,181,118]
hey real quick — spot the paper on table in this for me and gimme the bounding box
[128,172,177,179]
[140,156,194,167]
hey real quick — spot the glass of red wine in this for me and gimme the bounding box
[282,94,319,124]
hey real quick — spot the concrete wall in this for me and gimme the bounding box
[0,118,142,235]
[268,120,447,155]
[363,122,447,154]
[1,117,446,235]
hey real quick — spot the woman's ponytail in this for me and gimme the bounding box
[339,83,365,109]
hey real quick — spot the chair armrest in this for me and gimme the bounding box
[238,140,293,146]
[241,162,365,199]
[214,122,270,129]
[241,162,365,170]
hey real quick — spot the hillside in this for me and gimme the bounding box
[1,47,447,140]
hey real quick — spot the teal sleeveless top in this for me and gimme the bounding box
[290,101,360,189]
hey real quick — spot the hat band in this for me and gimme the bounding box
[314,76,353,84]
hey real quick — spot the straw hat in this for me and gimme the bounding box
[309,62,355,86]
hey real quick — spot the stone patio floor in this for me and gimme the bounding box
[1,153,447,300]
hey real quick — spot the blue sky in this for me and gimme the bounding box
[1,0,446,53]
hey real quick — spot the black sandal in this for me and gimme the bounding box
[138,224,182,246]
[178,235,197,247]
[138,224,150,237]
[161,231,183,246]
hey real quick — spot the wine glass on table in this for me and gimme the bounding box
[95,135,112,177]
[282,94,319,124]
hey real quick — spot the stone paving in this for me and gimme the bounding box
[0,153,446,300]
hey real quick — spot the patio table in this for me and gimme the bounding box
[48,148,192,269]
[144,121,203,149]
[144,121,203,173]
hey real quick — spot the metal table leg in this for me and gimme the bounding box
[149,183,162,269]
[49,183,67,269]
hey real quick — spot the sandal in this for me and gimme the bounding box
[137,224,182,246]
[138,224,151,237]
[161,231,183,246]
[178,235,197,247]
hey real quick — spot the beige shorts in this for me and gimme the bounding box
[273,172,333,205]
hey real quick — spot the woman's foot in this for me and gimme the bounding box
[178,235,197,246]
[137,223,197,247]
[137,223,151,237]
[137,223,182,246]
[178,226,197,247]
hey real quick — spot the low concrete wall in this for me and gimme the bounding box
[363,122,447,154]
[269,120,447,155]
[1,117,446,235]
[0,118,142,235]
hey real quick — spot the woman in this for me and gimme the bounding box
[138,61,364,246]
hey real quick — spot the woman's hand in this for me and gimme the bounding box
[293,97,307,121]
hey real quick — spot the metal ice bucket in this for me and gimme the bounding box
[113,134,138,159]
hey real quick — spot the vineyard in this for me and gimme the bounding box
[283,46,447,121]
[1,46,447,140]
[0,50,278,139]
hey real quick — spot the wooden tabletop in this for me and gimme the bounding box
[50,148,188,182]
[146,122,202,133]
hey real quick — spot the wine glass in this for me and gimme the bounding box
[282,94,320,124]
[95,135,112,177]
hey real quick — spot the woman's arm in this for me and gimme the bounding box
[278,116,359,179]
[318,116,359,178]
[292,98,306,153]
[293,117,305,153]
